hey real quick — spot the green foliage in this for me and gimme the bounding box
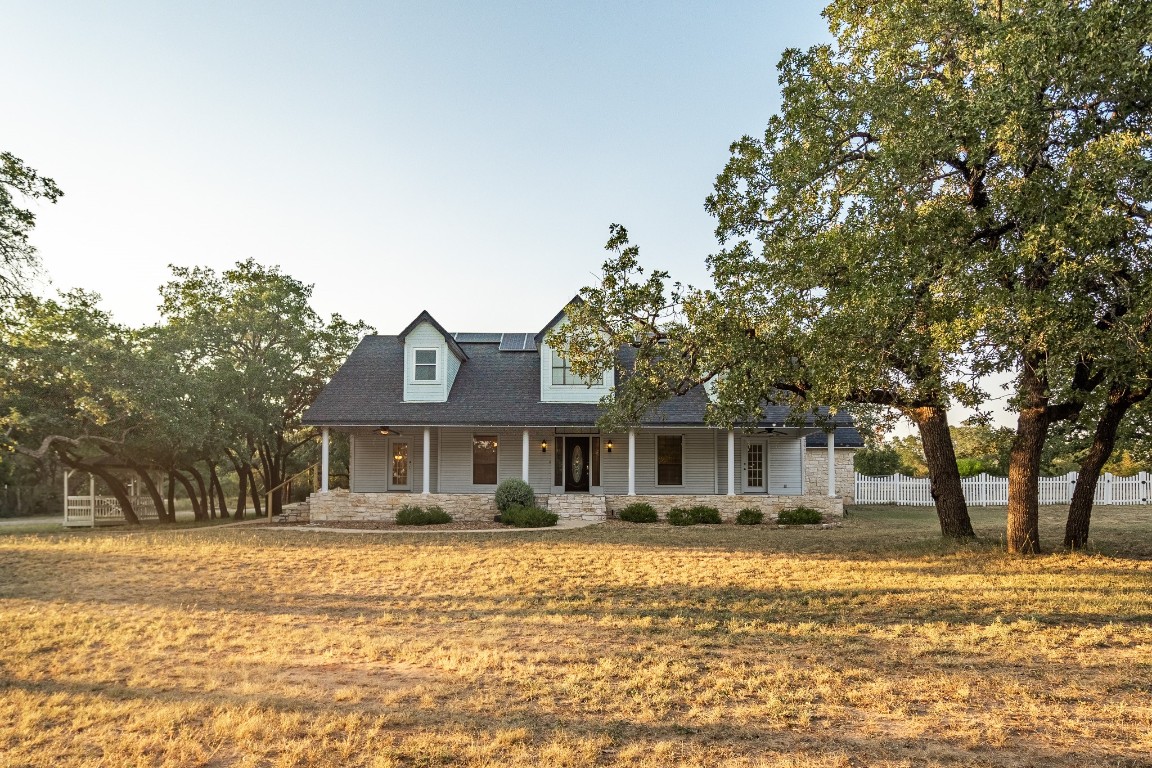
[0,151,63,301]
[395,505,452,525]
[553,0,1152,549]
[853,447,903,476]
[735,508,763,526]
[668,505,722,526]
[618,502,658,523]
[500,504,558,528]
[494,478,535,512]
[0,259,369,522]
[777,507,822,525]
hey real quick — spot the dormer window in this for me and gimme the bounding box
[551,350,603,386]
[413,348,439,382]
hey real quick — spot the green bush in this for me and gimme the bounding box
[424,505,451,523]
[618,502,658,523]
[735,508,763,525]
[494,478,535,512]
[668,505,722,526]
[395,505,453,525]
[500,504,559,528]
[689,505,722,524]
[776,506,823,525]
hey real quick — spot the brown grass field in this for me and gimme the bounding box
[0,505,1150,767]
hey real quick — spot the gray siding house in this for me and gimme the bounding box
[302,300,861,522]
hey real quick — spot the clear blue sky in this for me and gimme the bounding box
[5,1,831,333]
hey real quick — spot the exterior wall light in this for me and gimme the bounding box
[606,440,613,453]
[541,440,548,453]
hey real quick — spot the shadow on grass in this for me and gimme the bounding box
[0,664,1140,768]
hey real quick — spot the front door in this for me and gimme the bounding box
[390,439,410,490]
[745,440,766,493]
[564,436,590,493]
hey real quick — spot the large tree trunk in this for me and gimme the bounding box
[907,405,975,539]
[208,463,229,519]
[1064,388,1144,549]
[1007,361,1049,554]
[233,464,248,520]
[129,463,174,523]
[259,445,283,516]
[172,469,204,521]
[187,466,211,521]
[248,465,263,518]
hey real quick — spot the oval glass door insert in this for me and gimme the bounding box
[571,444,584,483]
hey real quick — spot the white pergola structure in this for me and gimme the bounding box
[62,470,158,527]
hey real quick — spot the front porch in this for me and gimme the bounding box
[309,424,850,524]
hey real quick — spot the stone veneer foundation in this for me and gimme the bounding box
[308,490,843,524]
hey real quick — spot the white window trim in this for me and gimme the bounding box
[411,347,441,384]
[550,348,604,387]
[654,433,685,488]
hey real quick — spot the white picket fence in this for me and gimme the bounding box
[854,471,1152,506]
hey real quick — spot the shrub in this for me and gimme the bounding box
[424,506,452,524]
[735,508,763,525]
[618,502,658,523]
[776,506,823,525]
[395,505,453,525]
[688,505,722,524]
[494,478,535,512]
[500,504,558,528]
[668,505,722,526]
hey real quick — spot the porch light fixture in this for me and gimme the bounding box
[606,440,613,453]
[541,440,548,453]
[377,426,391,436]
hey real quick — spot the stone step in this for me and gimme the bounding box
[276,501,310,524]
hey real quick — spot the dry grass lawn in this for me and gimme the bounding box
[1,505,1150,767]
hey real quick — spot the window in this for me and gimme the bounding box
[413,349,438,382]
[473,435,498,485]
[657,435,682,486]
[551,350,603,386]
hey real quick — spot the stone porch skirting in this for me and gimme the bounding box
[307,490,843,523]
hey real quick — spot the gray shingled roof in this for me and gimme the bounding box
[803,426,865,449]
[304,335,863,440]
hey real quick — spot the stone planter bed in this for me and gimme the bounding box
[288,520,513,531]
[600,520,842,530]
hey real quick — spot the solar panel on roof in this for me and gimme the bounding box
[453,333,502,343]
[498,333,535,351]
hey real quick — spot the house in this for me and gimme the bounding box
[301,299,861,523]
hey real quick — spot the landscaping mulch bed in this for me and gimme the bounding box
[300,520,513,531]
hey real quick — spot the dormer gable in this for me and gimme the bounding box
[537,297,615,404]
[398,310,466,403]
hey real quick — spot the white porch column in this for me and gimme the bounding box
[727,429,736,496]
[827,429,836,497]
[423,427,431,494]
[89,473,96,528]
[627,429,636,495]
[522,429,530,482]
[321,427,330,493]
[63,469,72,523]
